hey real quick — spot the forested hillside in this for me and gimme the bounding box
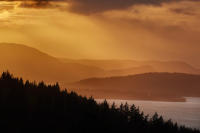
[0,72,199,133]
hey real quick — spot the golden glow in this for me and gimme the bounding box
[0,1,200,67]
[0,11,9,19]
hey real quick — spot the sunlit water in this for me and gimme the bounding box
[96,97,200,129]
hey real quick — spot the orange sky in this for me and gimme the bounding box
[0,0,200,67]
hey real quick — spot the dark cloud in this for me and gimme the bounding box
[19,0,65,8]
[3,0,64,8]
[67,0,181,14]
[68,0,200,14]
[3,0,199,14]
[19,1,51,8]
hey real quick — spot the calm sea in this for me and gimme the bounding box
[96,97,200,129]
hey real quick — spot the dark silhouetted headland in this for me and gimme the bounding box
[71,73,200,102]
[0,72,199,133]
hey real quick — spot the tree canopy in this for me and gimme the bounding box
[0,71,199,133]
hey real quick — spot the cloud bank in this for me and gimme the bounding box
[67,0,182,14]
[3,0,190,14]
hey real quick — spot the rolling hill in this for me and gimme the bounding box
[70,73,200,101]
[0,43,105,84]
[1,42,200,100]
[60,59,200,74]
[106,65,156,76]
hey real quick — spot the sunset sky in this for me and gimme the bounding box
[0,0,200,67]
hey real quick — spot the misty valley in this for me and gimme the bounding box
[1,43,200,102]
[0,43,200,132]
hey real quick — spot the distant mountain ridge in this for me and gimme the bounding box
[106,65,156,76]
[1,43,200,94]
[60,59,200,75]
[71,73,200,101]
[0,43,105,84]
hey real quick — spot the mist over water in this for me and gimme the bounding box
[96,97,200,129]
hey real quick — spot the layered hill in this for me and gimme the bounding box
[60,59,200,74]
[1,42,200,100]
[71,73,200,101]
[0,43,105,84]
[106,65,156,76]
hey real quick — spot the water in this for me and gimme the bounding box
[96,97,200,129]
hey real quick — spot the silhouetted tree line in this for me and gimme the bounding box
[0,71,199,133]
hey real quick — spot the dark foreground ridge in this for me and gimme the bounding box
[0,72,199,133]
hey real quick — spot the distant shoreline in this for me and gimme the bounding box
[94,97,186,102]
[68,89,186,102]
[93,96,186,102]
[96,97,200,130]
